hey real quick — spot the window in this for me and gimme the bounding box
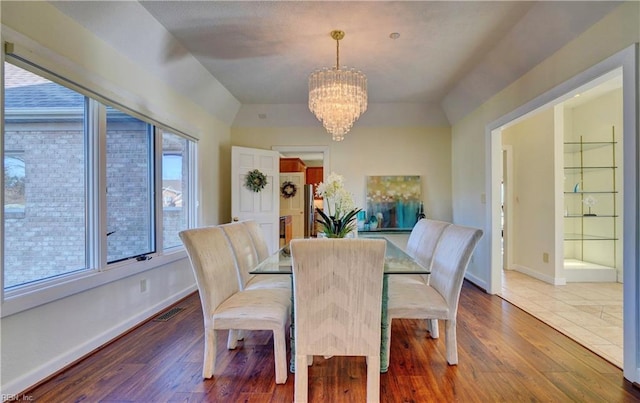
[105,106,154,263]
[2,60,196,294]
[3,63,88,288]
[162,132,190,249]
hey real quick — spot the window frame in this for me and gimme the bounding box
[1,54,198,317]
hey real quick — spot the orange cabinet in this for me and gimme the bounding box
[306,167,323,199]
[280,158,306,173]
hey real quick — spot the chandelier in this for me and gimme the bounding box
[308,30,367,141]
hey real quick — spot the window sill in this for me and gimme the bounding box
[1,249,188,317]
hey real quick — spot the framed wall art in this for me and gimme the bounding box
[365,175,423,230]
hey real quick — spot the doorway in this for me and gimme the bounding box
[487,46,637,380]
[271,145,329,240]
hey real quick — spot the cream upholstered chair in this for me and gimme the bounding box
[387,224,482,365]
[393,218,451,286]
[408,219,452,270]
[242,220,271,262]
[220,222,290,290]
[390,219,451,339]
[290,238,386,403]
[179,226,290,383]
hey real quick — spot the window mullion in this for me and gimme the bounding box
[189,141,199,228]
[86,100,107,270]
[153,126,162,253]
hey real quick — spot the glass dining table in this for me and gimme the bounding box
[250,236,429,373]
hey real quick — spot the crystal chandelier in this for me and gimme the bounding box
[308,30,367,141]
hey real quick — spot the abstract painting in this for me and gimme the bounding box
[365,175,422,230]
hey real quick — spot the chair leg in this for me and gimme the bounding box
[227,330,239,349]
[427,319,439,339]
[273,328,288,384]
[444,319,458,365]
[202,327,217,378]
[295,354,308,403]
[366,354,381,403]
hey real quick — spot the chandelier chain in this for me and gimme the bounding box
[336,36,339,69]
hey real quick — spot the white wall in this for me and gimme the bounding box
[231,126,453,223]
[502,109,558,282]
[450,1,639,383]
[1,2,232,394]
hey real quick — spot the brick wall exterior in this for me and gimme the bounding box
[4,119,186,288]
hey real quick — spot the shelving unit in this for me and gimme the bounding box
[563,128,617,281]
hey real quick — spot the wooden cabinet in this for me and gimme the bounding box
[280,158,306,173]
[306,167,323,199]
[279,215,292,247]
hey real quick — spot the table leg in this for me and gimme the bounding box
[289,274,296,373]
[380,274,390,373]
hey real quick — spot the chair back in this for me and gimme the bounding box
[429,224,483,316]
[290,238,386,357]
[405,218,427,258]
[242,220,270,262]
[219,222,259,289]
[406,219,451,269]
[179,227,240,320]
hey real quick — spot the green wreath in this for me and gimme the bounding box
[280,181,297,199]
[245,169,268,192]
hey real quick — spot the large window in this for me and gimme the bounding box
[162,132,190,249]
[2,61,196,292]
[106,106,154,263]
[3,63,88,288]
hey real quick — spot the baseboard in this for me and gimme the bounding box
[4,285,197,397]
[465,272,487,291]
[511,265,566,285]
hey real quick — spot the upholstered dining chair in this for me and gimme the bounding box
[390,219,452,339]
[242,219,271,262]
[387,224,482,365]
[290,238,386,403]
[393,218,452,286]
[179,226,291,383]
[220,222,290,290]
[408,219,452,270]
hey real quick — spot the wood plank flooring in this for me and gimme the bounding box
[25,281,640,402]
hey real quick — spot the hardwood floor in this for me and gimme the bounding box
[25,281,640,402]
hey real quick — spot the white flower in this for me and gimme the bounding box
[335,188,355,213]
[315,172,358,220]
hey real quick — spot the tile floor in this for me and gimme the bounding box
[499,270,623,368]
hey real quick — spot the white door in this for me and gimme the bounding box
[231,146,280,254]
[279,172,305,239]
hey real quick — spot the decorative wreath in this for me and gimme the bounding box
[280,181,298,199]
[245,169,268,192]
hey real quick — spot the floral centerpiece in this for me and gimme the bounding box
[315,172,361,238]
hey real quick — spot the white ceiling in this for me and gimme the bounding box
[52,1,620,126]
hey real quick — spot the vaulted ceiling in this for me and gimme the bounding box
[52,1,620,126]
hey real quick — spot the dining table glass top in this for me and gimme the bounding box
[249,237,429,275]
